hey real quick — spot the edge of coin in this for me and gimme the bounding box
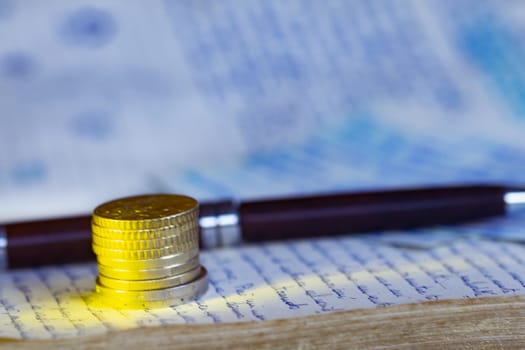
[97,266,201,291]
[91,229,199,249]
[96,248,199,269]
[91,221,199,241]
[92,196,199,230]
[97,256,200,281]
[90,267,209,309]
[92,240,198,260]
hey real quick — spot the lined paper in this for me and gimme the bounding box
[2,236,525,340]
[2,0,525,342]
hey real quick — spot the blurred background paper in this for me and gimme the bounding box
[1,0,525,222]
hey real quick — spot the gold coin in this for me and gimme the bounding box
[94,267,208,307]
[96,248,199,269]
[92,194,198,230]
[97,255,200,281]
[91,221,198,240]
[91,229,198,250]
[92,240,198,260]
[98,266,201,291]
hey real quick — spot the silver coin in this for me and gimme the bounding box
[94,267,209,307]
[98,266,201,291]
[97,255,200,281]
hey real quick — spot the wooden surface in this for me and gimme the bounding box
[2,295,525,349]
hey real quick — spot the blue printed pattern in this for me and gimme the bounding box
[458,20,525,118]
[1,52,37,80]
[60,7,117,48]
[436,0,525,119]
[176,115,525,199]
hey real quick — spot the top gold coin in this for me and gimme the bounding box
[92,194,199,230]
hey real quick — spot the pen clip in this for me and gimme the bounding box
[199,200,241,249]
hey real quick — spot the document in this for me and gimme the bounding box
[2,234,525,340]
[1,0,525,221]
[2,1,525,342]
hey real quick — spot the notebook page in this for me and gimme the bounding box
[2,0,525,221]
[1,236,525,340]
[1,0,525,342]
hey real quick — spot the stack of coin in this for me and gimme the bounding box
[91,194,208,308]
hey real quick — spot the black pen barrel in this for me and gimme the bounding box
[3,184,511,268]
[238,185,507,242]
[5,216,94,268]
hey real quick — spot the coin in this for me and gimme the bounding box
[91,222,198,240]
[98,266,201,291]
[92,240,198,260]
[92,194,198,230]
[94,267,209,308]
[97,255,200,281]
[91,193,207,308]
[96,248,199,269]
[91,229,198,250]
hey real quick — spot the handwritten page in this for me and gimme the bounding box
[2,1,525,342]
[2,235,525,340]
[2,1,525,222]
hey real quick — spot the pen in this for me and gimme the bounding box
[1,184,524,269]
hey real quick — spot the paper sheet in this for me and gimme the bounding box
[2,235,525,340]
[2,0,525,221]
[2,0,525,342]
